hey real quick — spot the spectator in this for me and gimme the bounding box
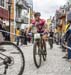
[23,28,27,45]
[20,29,25,45]
[0,24,4,42]
[2,23,7,41]
[16,28,20,46]
[20,28,27,45]
[63,10,71,60]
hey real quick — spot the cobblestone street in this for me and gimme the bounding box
[19,43,71,75]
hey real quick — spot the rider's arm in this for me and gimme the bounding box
[27,24,32,34]
[65,30,70,42]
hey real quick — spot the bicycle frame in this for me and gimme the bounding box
[0,48,12,74]
[34,33,44,53]
[33,33,47,68]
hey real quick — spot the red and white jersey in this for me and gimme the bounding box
[31,19,45,32]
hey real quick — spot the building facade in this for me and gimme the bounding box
[15,0,28,28]
[55,1,71,34]
[26,0,33,24]
[68,0,71,4]
[0,0,9,21]
[15,0,33,29]
[0,0,33,41]
[0,0,14,42]
[26,0,33,8]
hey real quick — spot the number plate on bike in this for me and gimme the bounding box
[34,33,41,39]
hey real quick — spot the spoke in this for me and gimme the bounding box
[0,57,4,60]
[0,62,4,66]
[0,49,6,52]
[0,43,24,75]
[0,53,8,58]
[10,52,20,54]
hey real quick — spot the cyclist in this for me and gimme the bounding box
[48,29,54,49]
[27,12,47,54]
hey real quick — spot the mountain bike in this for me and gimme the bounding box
[33,33,47,68]
[0,41,25,75]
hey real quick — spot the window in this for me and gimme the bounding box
[2,0,4,7]
[0,0,5,7]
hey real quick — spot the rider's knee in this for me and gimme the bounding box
[42,34,48,41]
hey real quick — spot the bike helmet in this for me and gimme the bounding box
[34,12,41,17]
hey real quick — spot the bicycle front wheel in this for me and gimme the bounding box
[0,41,25,75]
[33,41,41,68]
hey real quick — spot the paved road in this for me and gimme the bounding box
[20,43,71,75]
[0,42,71,75]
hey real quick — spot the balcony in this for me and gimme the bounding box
[21,16,28,24]
[56,10,66,19]
[16,17,28,24]
[16,0,24,8]
[16,0,29,10]
[59,12,66,19]
[23,4,28,10]
[15,17,22,23]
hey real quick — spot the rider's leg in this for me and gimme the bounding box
[43,39,46,50]
[42,34,47,54]
[42,34,48,41]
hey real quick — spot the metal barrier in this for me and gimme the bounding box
[63,44,71,50]
[0,29,23,37]
[0,32,4,42]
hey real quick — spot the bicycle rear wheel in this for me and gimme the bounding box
[0,41,25,75]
